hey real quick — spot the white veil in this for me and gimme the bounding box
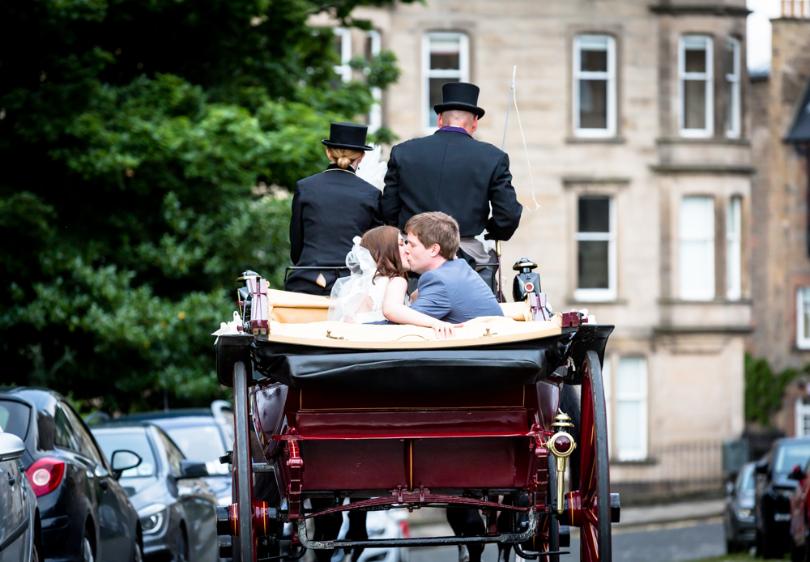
[328,237,385,322]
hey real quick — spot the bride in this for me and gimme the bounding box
[328,226,457,337]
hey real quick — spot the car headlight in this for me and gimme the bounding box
[139,503,168,535]
[735,508,753,520]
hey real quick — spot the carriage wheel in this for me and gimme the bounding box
[577,351,612,562]
[232,361,256,562]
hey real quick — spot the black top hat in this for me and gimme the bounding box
[433,82,486,119]
[322,122,372,151]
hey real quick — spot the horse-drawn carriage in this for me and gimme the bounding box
[214,265,620,562]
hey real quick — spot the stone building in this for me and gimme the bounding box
[318,0,754,495]
[750,2,810,437]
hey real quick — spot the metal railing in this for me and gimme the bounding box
[782,0,810,17]
[610,440,724,504]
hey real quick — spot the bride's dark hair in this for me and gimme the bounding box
[361,226,408,281]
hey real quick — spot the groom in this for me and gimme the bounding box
[405,211,503,323]
[403,211,502,562]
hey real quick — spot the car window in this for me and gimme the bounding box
[59,403,104,465]
[775,442,810,477]
[736,463,754,492]
[94,430,157,478]
[162,423,229,475]
[0,400,31,441]
[154,429,183,477]
[53,405,80,452]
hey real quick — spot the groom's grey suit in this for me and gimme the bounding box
[410,259,502,323]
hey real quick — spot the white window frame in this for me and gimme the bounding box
[615,356,648,461]
[679,196,715,301]
[366,30,382,133]
[575,195,617,302]
[333,27,352,83]
[796,398,810,437]
[572,34,617,138]
[726,195,742,300]
[678,35,714,138]
[798,287,810,350]
[725,37,741,138]
[422,32,470,131]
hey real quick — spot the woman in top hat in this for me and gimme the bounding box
[285,122,383,295]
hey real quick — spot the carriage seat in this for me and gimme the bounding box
[267,288,532,324]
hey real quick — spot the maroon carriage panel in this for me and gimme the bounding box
[298,439,407,490]
[411,436,532,489]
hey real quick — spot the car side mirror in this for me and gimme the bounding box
[755,460,769,475]
[111,449,142,479]
[0,433,25,462]
[789,464,807,481]
[178,459,208,479]
[725,480,735,496]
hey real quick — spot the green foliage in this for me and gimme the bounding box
[744,354,805,427]
[0,0,407,413]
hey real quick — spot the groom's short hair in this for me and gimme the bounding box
[405,212,460,260]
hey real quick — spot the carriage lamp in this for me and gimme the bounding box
[548,411,577,515]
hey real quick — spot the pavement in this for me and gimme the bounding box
[406,498,725,533]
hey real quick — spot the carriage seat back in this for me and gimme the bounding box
[267,288,531,323]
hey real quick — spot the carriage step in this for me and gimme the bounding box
[611,492,621,523]
[218,534,232,559]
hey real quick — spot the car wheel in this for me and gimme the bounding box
[725,537,739,554]
[173,528,189,562]
[131,540,144,562]
[80,534,94,562]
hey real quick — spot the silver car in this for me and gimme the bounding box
[0,431,39,562]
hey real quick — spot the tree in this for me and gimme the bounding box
[0,0,407,412]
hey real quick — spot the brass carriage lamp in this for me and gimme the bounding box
[548,411,577,514]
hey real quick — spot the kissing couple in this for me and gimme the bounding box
[328,211,503,337]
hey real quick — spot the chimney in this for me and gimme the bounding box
[782,0,810,17]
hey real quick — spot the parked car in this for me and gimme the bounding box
[117,402,234,506]
[724,461,756,553]
[755,437,810,559]
[0,431,39,562]
[92,423,218,562]
[0,388,144,562]
[335,509,410,562]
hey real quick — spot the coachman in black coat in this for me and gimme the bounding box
[286,123,382,295]
[382,82,522,243]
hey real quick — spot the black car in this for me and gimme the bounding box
[0,431,39,562]
[92,423,218,562]
[755,437,810,559]
[0,388,144,562]
[723,461,756,553]
[117,403,234,507]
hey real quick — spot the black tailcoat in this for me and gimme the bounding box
[286,165,382,295]
[382,129,522,240]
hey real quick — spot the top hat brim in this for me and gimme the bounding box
[433,102,485,119]
[322,139,373,151]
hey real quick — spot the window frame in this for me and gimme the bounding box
[678,195,716,301]
[575,195,617,302]
[333,27,352,83]
[797,287,810,350]
[366,29,382,133]
[678,35,714,138]
[572,34,617,138]
[725,195,742,300]
[724,37,741,139]
[615,356,648,461]
[422,31,470,131]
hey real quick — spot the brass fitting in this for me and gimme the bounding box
[547,411,577,514]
